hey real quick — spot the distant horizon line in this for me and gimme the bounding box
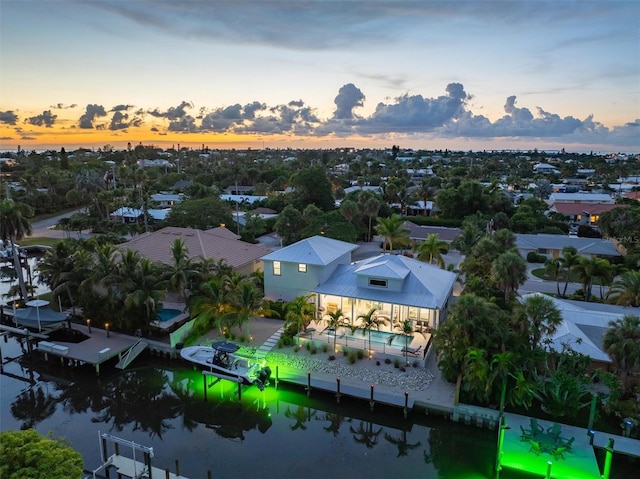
[1,145,638,156]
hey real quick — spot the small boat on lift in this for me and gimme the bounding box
[180,341,271,390]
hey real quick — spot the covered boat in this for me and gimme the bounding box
[180,341,271,390]
[12,300,67,331]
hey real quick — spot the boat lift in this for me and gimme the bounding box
[88,432,188,479]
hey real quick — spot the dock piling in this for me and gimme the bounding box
[370,384,375,411]
[335,377,341,404]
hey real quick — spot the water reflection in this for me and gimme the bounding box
[1,338,632,479]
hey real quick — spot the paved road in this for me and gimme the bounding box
[28,208,91,240]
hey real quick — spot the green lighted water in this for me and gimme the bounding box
[0,337,634,478]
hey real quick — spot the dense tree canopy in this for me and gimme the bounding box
[0,429,83,479]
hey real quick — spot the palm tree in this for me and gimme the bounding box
[607,271,640,307]
[190,277,230,334]
[374,214,409,254]
[543,257,563,296]
[0,199,33,300]
[574,256,609,302]
[518,294,563,350]
[392,318,425,365]
[603,315,640,392]
[451,224,482,255]
[163,238,199,302]
[558,248,581,298]
[357,307,388,353]
[225,277,273,341]
[384,429,422,457]
[358,190,381,242]
[284,294,316,334]
[325,308,346,353]
[490,351,515,417]
[414,234,448,268]
[464,348,491,403]
[491,251,526,302]
[123,258,168,331]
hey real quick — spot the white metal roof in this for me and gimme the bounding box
[314,254,457,309]
[261,235,358,265]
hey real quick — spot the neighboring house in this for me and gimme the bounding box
[623,191,640,202]
[219,194,268,205]
[233,208,278,226]
[515,233,621,259]
[137,159,172,168]
[521,293,640,370]
[403,221,460,244]
[548,192,614,204]
[533,163,560,174]
[118,226,270,275]
[549,202,621,227]
[110,207,171,223]
[224,185,254,195]
[150,193,184,208]
[262,235,457,332]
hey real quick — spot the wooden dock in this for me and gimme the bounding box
[105,455,188,479]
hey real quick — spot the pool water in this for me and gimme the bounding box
[156,308,182,322]
[323,326,412,351]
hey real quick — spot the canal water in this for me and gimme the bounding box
[1,336,636,479]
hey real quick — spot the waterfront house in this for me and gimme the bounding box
[261,235,457,332]
[118,226,270,275]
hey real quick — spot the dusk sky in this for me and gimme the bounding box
[1,0,638,152]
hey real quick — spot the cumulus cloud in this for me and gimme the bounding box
[79,104,107,129]
[200,102,267,132]
[148,101,193,120]
[111,104,134,112]
[109,111,143,130]
[333,83,365,119]
[26,110,57,127]
[0,110,19,125]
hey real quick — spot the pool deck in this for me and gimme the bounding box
[151,302,189,330]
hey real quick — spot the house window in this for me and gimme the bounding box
[273,261,281,276]
[368,278,387,288]
[298,263,307,273]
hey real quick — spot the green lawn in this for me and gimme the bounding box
[531,268,602,285]
[19,237,61,248]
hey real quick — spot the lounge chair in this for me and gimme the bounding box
[529,440,542,456]
[547,422,562,439]
[520,425,533,441]
[529,418,543,433]
[401,345,423,357]
[560,436,574,451]
[552,446,567,461]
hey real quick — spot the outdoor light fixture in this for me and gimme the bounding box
[105,323,110,338]
[86,318,91,333]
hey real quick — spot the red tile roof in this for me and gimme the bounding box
[551,202,620,216]
[118,226,271,269]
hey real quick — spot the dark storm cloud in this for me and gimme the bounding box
[0,111,19,125]
[78,104,107,129]
[109,111,143,130]
[167,116,198,132]
[232,102,319,135]
[111,104,134,112]
[26,110,57,127]
[200,102,267,132]
[333,84,365,120]
[148,101,192,120]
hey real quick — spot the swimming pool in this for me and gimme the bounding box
[321,326,412,351]
[156,308,183,323]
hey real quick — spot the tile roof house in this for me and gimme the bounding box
[515,234,621,259]
[520,293,640,368]
[118,226,271,275]
[403,221,461,243]
[261,236,457,335]
[549,202,621,226]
